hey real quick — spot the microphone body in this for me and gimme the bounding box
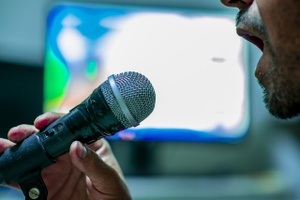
[0,71,156,185]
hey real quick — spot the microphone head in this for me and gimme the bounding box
[100,71,156,128]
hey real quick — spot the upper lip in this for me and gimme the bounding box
[236,27,265,52]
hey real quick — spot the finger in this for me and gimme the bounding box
[87,139,112,154]
[87,139,106,151]
[34,112,64,130]
[69,141,131,199]
[88,139,125,180]
[7,125,38,143]
[0,138,15,153]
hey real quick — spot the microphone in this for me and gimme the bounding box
[0,71,156,185]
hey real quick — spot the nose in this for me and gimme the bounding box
[220,0,254,10]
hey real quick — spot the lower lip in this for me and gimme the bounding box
[255,53,268,87]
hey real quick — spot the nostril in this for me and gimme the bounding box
[243,0,254,5]
[224,0,254,6]
[224,0,253,10]
[221,0,243,8]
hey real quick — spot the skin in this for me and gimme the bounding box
[221,0,300,119]
[0,112,131,200]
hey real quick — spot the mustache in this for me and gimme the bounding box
[235,9,266,36]
[235,10,244,26]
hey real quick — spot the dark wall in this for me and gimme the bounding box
[0,62,43,137]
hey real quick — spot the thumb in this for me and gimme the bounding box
[69,141,131,199]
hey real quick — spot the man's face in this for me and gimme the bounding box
[221,0,300,119]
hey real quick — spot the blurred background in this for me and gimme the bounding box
[0,0,300,199]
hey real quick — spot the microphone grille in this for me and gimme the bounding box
[100,71,156,128]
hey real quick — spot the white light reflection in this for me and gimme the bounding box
[99,13,247,134]
[57,14,87,63]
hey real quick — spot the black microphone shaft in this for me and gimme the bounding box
[0,79,125,184]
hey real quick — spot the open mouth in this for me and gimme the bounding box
[242,33,264,52]
[236,28,265,52]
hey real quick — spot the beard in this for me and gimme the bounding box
[258,64,300,119]
[262,87,300,119]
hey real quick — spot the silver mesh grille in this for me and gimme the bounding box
[100,71,156,128]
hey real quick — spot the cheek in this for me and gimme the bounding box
[257,0,300,64]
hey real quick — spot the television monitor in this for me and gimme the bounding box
[44,2,250,142]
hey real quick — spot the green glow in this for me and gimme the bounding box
[85,60,98,81]
[44,48,69,111]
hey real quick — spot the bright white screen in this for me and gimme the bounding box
[45,4,249,141]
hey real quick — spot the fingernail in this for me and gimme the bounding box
[76,141,88,159]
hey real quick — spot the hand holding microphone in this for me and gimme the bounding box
[0,71,156,200]
[5,113,130,200]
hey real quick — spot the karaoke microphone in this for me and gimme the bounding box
[0,71,156,185]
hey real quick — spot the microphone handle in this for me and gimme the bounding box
[0,88,125,184]
[0,108,85,184]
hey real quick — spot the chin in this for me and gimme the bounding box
[263,89,300,119]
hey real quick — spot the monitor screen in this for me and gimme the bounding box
[44,2,249,142]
